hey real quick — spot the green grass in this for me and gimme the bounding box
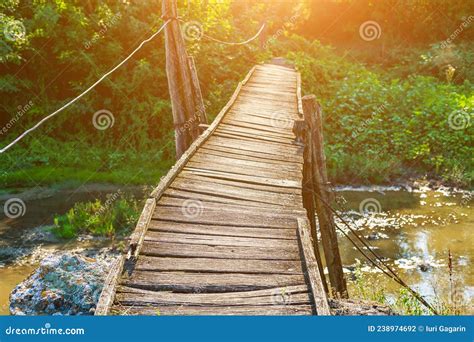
[0,137,175,189]
[2,165,170,188]
[53,194,142,239]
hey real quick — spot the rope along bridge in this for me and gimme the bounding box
[96,63,335,315]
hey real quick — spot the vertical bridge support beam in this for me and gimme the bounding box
[302,94,347,298]
[162,0,206,159]
[298,119,329,294]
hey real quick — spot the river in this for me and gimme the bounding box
[0,185,472,315]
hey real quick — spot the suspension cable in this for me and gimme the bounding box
[0,20,171,154]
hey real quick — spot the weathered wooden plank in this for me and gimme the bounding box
[162,188,283,209]
[199,145,302,164]
[174,172,300,192]
[196,147,299,167]
[184,167,301,188]
[168,177,302,207]
[145,231,295,248]
[148,220,297,239]
[152,205,299,228]
[128,198,156,258]
[141,242,300,260]
[207,135,302,156]
[116,291,310,307]
[218,123,295,139]
[157,196,305,216]
[192,151,301,173]
[297,217,331,316]
[221,118,295,135]
[185,161,302,184]
[134,257,303,274]
[95,255,125,316]
[110,304,313,316]
[215,130,295,146]
[121,271,306,292]
[177,172,300,194]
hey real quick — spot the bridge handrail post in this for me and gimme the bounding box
[296,118,329,294]
[162,0,204,158]
[302,94,348,298]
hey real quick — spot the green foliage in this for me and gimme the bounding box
[275,37,473,186]
[53,194,141,239]
[0,1,472,188]
[395,289,425,316]
[352,262,387,304]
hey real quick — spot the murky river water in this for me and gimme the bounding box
[336,187,473,314]
[0,185,472,315]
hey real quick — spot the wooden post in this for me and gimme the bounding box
[162,0,202,158]
[295,119,329,294]
[302,94,347,298]
[188,56,207,125]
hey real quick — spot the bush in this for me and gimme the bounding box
[53,194,141,239]
[272,36,473,186]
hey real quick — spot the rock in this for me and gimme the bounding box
[10,250,117,315]
[329,298,396,315]
[365,231,389,240]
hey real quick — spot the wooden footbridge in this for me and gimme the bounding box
[96,62,347,316]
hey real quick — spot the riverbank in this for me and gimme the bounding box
[1,183,472,315]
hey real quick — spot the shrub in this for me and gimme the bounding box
[53,194,141,239]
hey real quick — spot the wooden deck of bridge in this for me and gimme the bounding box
[96,63,330,316]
